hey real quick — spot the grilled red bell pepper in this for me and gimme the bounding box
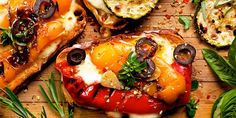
[55,60,192,114]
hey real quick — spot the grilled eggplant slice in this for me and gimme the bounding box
[104,0,159,20]
[83,0,128,30]
[195,0,236,47]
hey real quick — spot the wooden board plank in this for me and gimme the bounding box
[0,0,232,118]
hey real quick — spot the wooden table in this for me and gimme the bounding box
[0,0,231,117]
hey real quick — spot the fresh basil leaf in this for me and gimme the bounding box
[192,0,200,5]
[202,49,236,86]
[118,52,147,87]
[179,16,191,30]
[228,37,236,69]
[212,89,236,118]
[186,97,197,118]
[191,80,199,91]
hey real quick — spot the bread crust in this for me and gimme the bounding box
[0,0,86,95]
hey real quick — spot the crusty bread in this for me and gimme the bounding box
[0,0,86,95]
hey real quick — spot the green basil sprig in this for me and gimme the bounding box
[212,89,236,118]
[202,49,236,86]
[179,16,191,30]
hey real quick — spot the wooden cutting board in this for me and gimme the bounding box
[0,0,231,117]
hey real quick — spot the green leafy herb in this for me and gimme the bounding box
[201,1,207,20]
[212,89,236,118]
[214,0,232,7]
[40,106,47,118]
[202,49,236,86]
[118,52,147,87]
[191,80,199,91]
[39,72,74,118]
[228,37,236,70]
[0,26,27,47]
[0,87,36,118]
[186,97,198,118]
[179,16,191,30]
[192,0,200,5]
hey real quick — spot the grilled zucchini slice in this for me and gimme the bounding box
[104,0,159,20]
[195,0,236,47]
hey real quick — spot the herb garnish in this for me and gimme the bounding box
[39,72,74,118]
[0,72,74,118]
[179,16,191,30]
[192,0,200,5]
[0,27,27,47]
[191,80,199,91]
[202,38,236,86]
[212,89,236,118]
[186,97,198,118]
[0,87,36,118]
[118,52,147,87]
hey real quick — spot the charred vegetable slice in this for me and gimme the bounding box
[174,43,196,65]
[67,48,86,66]
[195,0,236,47]
[103,0,158,20]
[33,0,57,19]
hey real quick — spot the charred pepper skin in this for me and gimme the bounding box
[56,60,192,114]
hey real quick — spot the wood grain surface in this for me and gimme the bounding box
[0,0,231,117]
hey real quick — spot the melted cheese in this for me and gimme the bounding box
[75,54,102,85]
[0,0,8,5]
[87,0,112,13]
[63,0,78,31]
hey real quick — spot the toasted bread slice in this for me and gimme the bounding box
[0,0,86,94]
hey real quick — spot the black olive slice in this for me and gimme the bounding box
[173,43,196,65]
[135,37,157,59]
[67,48,86,66]
[33,0,56,19]
[11,18,35,44]
[0,62,4,76]
[138,59,156,79]
[7,47,30,67]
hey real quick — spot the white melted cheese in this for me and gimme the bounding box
[63,0,78,31]
[87,0,112,13]
[75,54,102,85]
[0,0,8,5]
[40,40,61,58]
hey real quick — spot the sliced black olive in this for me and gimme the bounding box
[7,47,29,67]
[0,62,4,76]
[135,37,157,59]
[67,48,86,66]
[138,59,155,79]
[33,0,56,19]
[173,43,196,65]
[11,18,35,44]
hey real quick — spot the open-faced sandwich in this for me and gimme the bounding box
[0,0,86,93]
[195,0,236,47]
[55,30,196,117]
[83,0,159,30]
